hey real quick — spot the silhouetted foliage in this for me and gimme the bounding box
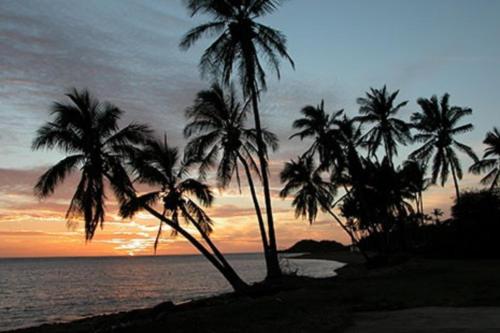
[410,94,478,200]
[470,127,500,190]
[183,83,278,270]
[355,85,411,164]
[181,0,295,279]
[32,88,151,240]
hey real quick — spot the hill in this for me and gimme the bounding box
[282,240,347,253]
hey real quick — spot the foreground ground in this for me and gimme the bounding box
[11,253,500,333]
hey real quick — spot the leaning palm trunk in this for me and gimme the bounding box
[237,152,271,269]
[325,207,370,261]
[250,92,282,279]
[181,207,245,285]
[144,205,248,292]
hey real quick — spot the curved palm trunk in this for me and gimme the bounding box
[237,152,271,268]
[250,91,282,279]
[143,205,248,292]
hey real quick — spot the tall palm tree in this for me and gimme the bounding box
[180,0,294,278]
[183,83,278,274]
[34,89,248,292]
[32,88,151,240]
[279,155,369,260]
[355,85,411,164]
[410,94,478,201]
[470,128,500,191]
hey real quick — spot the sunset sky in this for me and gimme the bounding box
[1,0,499,257]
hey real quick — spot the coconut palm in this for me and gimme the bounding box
[401,160,430,224]
[180,0,295,278]
[279,155,368,259]
[32,88,151,240]
[290,100,344,169]
[410,94,478,201]
[355,85,411,164]
[120,136,248,291]
[470,127,500,191]
[34,89,247,292]
[183,83,278,273]
[340,158,415,251]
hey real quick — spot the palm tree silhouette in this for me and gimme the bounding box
[34,89,247,292]
[470,127,500,191]
[401,160,430,224]
[355,85,411,165]
[183,83,278,273]
[180,0,295,278]
[340,158,415,251]
[32,89,151,240]
[290,100,345,169]
[410,94,478,201]
[120,136,248,291]
[431,208,444,225]
[279,155,368,259]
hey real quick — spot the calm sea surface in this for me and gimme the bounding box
[0,253,343,331]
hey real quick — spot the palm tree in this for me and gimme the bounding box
[290,100,344,169]
[431,208,444,225]
[183,83,278,275]
[355,85,411,164]
[279,155,369,259]
[33,89,248,292]
[120,136,248,291]
[470,128,500,191]
[32,88,151,240]
[340,158,415,252]
[410,94,478,201]
[180,0,294,278]
[401,160,430,224]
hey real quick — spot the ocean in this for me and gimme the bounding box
[0,253,343,331]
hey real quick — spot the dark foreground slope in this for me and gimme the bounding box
[10,257,500,333]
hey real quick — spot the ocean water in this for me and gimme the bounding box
[0,254,343,331]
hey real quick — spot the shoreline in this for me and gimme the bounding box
[6,252,354,333]
[9,253,500,332]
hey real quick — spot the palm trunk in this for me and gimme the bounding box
[490,172,500,192]
[250,89,281,279]
[144,205,248,292]
[419,192,425,225]
[325,207,370,262]
[450,163,461,202]
[237,152,271,268]
[181,207,245,284]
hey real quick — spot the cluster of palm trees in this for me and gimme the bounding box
[34,0,294,291]
[280,87,500,254]
[32,0,500,291]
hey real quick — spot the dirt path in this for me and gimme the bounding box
[344,307,500,332]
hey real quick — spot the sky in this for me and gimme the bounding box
[0,0,499,257]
